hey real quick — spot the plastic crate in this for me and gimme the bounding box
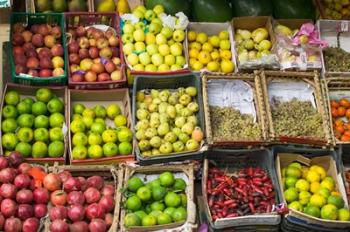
[65,12,127,89]
[202,148,282,230]
[132,73,207,165]
[10,12,68,86]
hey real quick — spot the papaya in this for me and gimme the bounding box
[145,0,191,17]
[232,0,272,17]
[191,0,233,22]
[272,0,316,19]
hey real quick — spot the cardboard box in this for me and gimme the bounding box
[68,88,134,164]
[119,163,196,232]
[276,153,350,228]
[187,22,238,74]
[0,83,67,164]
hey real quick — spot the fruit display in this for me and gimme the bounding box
[46,168,118,232]
[344,168,350,203]
[0,153,50,232]
[209,106,262,141]
[324,47,350,73]
[271,98,325,139]
[187,28,235,73]
[35,0,89,12]
[67,22,123,84]
[11,22,66,78]
[206,166,276,220]
[123,171,188,228]
[319,0,350,19]
[70,102,133,161]
[329,98,350,142]
[134,87,204,157]
[121,5,188,72]
[1,87,66,159]
[281,161,350,221]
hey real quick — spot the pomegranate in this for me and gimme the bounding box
[101,184,115,197]
[87,176,104,190]
[58,171,72,183]
[86,203,105,220]
[84,187,101,204]
[17,163,32,174]
[33,188,49,204]
[0,183,17,199]
[69,221,89,232]
[63,177,81,192]
[67,204,85,222]
[16,204,34,220]
[50,190,67,206]
[22,217,39,232]
[0,168,16,183]
[8,152,24,167]
[67,191,85,205]
[49,206,67,221]
[33,204,47,218]
[77,177,87,191]
[1,199,17,218]
[4,217,22,232]
[0,157,9,169]
[16,189,33,204]
[99,195,115,213]
[43,173,62,191]
[89,219,107,232]
[50,219,69,232]
[14,174,31,188]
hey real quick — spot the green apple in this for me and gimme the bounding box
[50,112,65,128]
[107,104,121,119]
[70,119,86,134]
[146,44,158,55]
[156,34,167,45]
[73,103,85,115]
[123,43,135,55]
[158,64,170,72]
[102,129,118,143]
[220,40,231,50]
[133,29,145,42]
[91,122,106,134]
[34,115,49,128]
[82,117,94,129]
[171,64,182,71]
[148,23,162,34]
[32,102,47,116]
[103,142,119,157]
[94,105,107,118]
[159,141,173,154]
[47,98,64,113]
[167,39,175,46]
[48,141,64,157]
[145,64,158,72]
[153,4,164,15]
[122,33,134,44]
[34,128,49,142]
[88,133,102,145]
[17,127,33,143]
[170,43,182,56]
[151,53,164,66]
[32,141,48,158]
[145,33,156,45]
[209,35,220,47]
[17,114,34,128]
[176,56,186,67]
[72,132,88,146]
[49,127,64,141]
[16,101,32,114]
[1,118,17,133]
[4,90,20,106]
[123,23,135,34]
[134,41,146,53]
[22,97,34,107]
[134,22,146,31]
[15,142,31,157]
[127,53,139,66]
[83,108,95,118]
[133,64,145,71]
[88,144,103,159]
[145,10,155,21]
[72,145,87,160]
[158,44,170,56]
[161,27,173,39]
[119,141,132,155]
[114,115,127,127]
[139,52,151,65]
[36,88,53,103]
[117,127,133,142]
[2,105,18,119]
[2,133,18,150]
[164,54,175,66]
[173,29,185,42]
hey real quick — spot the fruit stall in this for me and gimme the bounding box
[1,0,350,231]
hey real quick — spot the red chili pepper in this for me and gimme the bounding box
[247,167,253,177]
[224,199,234,205]
[229,203,237,209]
[227,213,238,218]
[209,196,214,207]
[249,202,255,214]
[222,207,228,217]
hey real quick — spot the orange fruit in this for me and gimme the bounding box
[341,134,350,141]
[331,107,338,118]
[338,107,346,117]
[344,131,350,137]
[335,125,345,134]
[346,109,350,119]
[340,98,350,108]
[331,100,339,108]
[334,119,344,127]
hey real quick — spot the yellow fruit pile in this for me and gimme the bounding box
[282,162,350,221]
[188,30,235,73]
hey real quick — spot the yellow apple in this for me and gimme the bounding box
[158,64,170,71]
[151,53,164,66]
[134,41,146,53]
[133,63,145,71]
[159,44,170,56]
[198,51,211,64]
[219,30,229,40]
[156,33,167,45]
[123,43,134,55]
[192,61,203,71]
[196,32,208,44]
[188,31,197,42]
[189,48,199,59]
[145,33,156,45]
[202,42,213,52]
[221,60,234,73]
[164,54,176,66]
[127,53,139,66]
[207,61,220,72]
[170,43,182,56]
[219,40,231,50]
[133,29,145,42]
[189,42,201,51]
[145,64,157,72]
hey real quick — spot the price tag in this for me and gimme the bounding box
[0,0,10,8]
[340,21,349,32]
[299,52,307,71]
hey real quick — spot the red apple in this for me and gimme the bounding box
[51,26,61,39]
[14,55,27,66]
[78,37,89,49]
[104,61,116,73]
[91,63,105,74]
[98,73,111,82]
[39,69,52,77]
[79,49,89,59]
[25,49,38,58]
[108,36,119,47]
[30,24,39,34]
[38,48,52,59]
[68,41,79,53]
[26,57,39,69]
[88,47,99,59]
[32,34,44,47]
[84,71,97,82]
[51,44,64,56]
[69,53,81,65]
[96,38,108,49]
[12,33,24,46]
[28,69,39,77]
[23,42,35,51]
[13,46,24,56]
[71,73,84,82]
[89,39,97,47]
[21,30,33,43]
[76,26,87,37]
[53,68,64,77]
[39,57,53,69]
[38,24,50,36]
[15,65,27,74]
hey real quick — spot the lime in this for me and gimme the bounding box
[114,115,127,127]
[88,133,102,145]
[34,115,49,128]
[149,179,161,188]
[310,194,326,208]
[136,186,152,202]
[49,127,64,142]
[165,192,181,207]
[299,191,311,205]
[4,90,20,105]
[157,212,172,225]
[124,213,141,227]
[16,101,31,114]
[73,104,86,115]
[149,210,162,218]
[126,195,142,211]
[321,204,338,220]
[17,114,34,128]
[285,177,298,189]
[15,142,31,157]
[72,132,88,146]
[159,172,175,187]
[32,102,48,116]
[83,108,95,118]
[49,113,65,128]
[173,178,186,191]
[152,185,166,201]
[295,179,310,192]
[142,215,157,226]
[286,166,302,178]
[72,145,88,160]
[17,127,34,143]
[35,88,53,103]
[318,188,331,199]
[91,122,106,135]
[48,141,64,157]
[150,201,165,211]
[289,162,302,170]
[70,119,86,134]
[34,128,49,142]
[2,133,18,150]
[284,188,299,203]
[128,176,144,192]
[338,208,350,221]
[32,141,48,158]
[289,201,303,211]
[2,105,18,118]
[179,193,187,207]
[304,205,320,218]
[88,145,103,159]
[134,211,147,220]
[327,195,344,209]
[107,104,121,119]
[172,207,187,222]
[1,118,18,133]
[145,204,152,214]
[307,170,320,183]
[119,142,132,155]
[164,207,176,216]
[321,178,335,192]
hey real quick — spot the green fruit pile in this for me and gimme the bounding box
[1,88,65,158]
[70,103,133,160]
[282,162,350,221]
[124,171,188,228]
[135,87,204,157]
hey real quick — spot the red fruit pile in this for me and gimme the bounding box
[207,167,275,221]
[48,171,115,232]
[12,23,65,78]
[68,25,122,83]
[0,152,48,232]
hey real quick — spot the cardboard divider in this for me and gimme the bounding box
[119,163,196,232]
[68,88,135,165]
[0,83,68,164]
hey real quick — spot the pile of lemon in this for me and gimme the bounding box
[282,162,350,221]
